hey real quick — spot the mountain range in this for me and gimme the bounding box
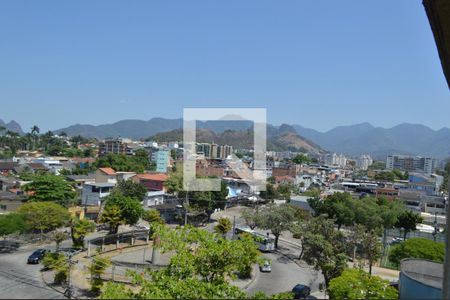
[2,117,450,159]
[0,119,24,135]
[150,124,325,154]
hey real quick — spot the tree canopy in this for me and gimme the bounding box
[104,193,144,227]
[101,225,262,299]
[0,213,30,237]
[394,210,423,240]
[388,238,445,267]
[17,202,70,238]
[328,268,398,299]
[255,204,296,248]
[23,174,76,206]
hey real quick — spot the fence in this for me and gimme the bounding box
[385,228,445,243]
[86,229,150,257]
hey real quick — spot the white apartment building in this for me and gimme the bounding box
[324,153,347,168]
[356,154,373,170]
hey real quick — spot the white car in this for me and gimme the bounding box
[260,261,271,272]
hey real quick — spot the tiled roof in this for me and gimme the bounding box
[98,167,117,176]
[134,173,168,182]
[27,163,48,170]
[0,162,18,170]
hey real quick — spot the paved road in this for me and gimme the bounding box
[246,251,323,297]
[0,247,62,299]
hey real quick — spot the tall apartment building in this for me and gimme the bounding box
[155,150,170,173]
[324,153,347,168]
[99,139,128,156]
[386,155,437,174]
[356,154,373,170]
[196,143,233,159]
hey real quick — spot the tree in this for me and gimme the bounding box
[94,152,151,173]
[143,209,165,235]
[99,205,125,234]
[394,210,423,240]
[104,193,144,227]
[259,184,279,201]
[311,192,355,229]
[0,213,30,237]
[328,268,398,299]
[214,217,232,237]
[241,208,258,230]
[42,252,69,285]
[154,225,261,284]
[101,269,247,299]
[255,204,296,248]
[99,225,263,299]
[89,256,111,295]
[301,216,347,288]
[18,202,70,239]
[388,238,445,267]
[114,179,147,202]
[23,174,76,206]
[71,218,96,249]
[292,154,310,165]
[53,231,68,251]
[360,229,382,275]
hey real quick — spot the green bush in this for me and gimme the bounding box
[389,238,444,267]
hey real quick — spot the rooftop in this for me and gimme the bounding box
[134,173,168,182]
[98,167,117,176]
[401,259,443,289]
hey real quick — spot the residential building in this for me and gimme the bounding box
[81,182,115,206]
[99,138,128,156]
[142,191,168,208]
[132,173,169,192]
[156,150,170,173]
[272,164,300,177]
[324,153,347,168]
[386,155,438,174]
[0,191,26,213]
[356,154,373,170]
[196,143,233,159]
[95,167,117,184]
[196,159,225,177]
[65,174,96,189]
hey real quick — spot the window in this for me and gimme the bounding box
[0,204,7,210]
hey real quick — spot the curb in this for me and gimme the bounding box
[241,263,260,290]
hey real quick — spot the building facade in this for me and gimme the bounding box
[386,155,438,174]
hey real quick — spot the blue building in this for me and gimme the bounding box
[156,150,170,173]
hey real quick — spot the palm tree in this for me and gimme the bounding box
[30,125,40,150]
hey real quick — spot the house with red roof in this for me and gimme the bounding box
[131,173,169,192]
[95,167,117,184]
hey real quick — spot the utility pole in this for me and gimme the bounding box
[64,251,78,300]
[232,216,236,240]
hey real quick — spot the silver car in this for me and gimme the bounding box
[260,261,271,272]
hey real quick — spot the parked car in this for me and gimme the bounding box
[260,261,271,272]
[27,249,47,264]
[291,284,311,299]
[390,237,404,245]
[57,248,78,257]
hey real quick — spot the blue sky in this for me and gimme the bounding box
[0,0,449,132]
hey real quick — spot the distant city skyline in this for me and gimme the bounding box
[1,1,449,132]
